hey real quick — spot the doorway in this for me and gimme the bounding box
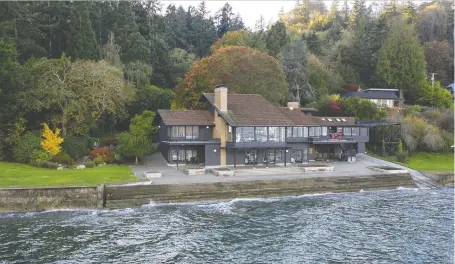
[245,150,257,165]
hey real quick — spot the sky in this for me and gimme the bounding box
[162,1,298,29]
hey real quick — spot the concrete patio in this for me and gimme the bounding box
[128,153,438,188]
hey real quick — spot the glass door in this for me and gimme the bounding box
[264,149,276,164]
[302,148,308,162]
[245,150,257,165]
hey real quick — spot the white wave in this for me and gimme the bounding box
[397,186,420,191]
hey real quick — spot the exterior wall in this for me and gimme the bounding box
[205,144,221,166]
[357,142,366,153]
[212,113,227,166]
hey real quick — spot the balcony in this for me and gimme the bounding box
[309,136,357,143]
[226,140,287,149]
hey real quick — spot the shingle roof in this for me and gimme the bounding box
[341,91,399,99]
[202,93,296,126]
[157,109,213,126]
[278,107,355,126]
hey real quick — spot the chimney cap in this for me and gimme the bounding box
[215,84,227,89]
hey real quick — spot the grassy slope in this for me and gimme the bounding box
[0,162,140,188]
[368,152,454,174]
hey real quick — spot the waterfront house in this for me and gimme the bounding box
[156,86,369,167]
[340,88,402,108]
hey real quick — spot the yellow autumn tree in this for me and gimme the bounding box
[41,123,64,155]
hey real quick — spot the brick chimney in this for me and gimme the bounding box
[214,85,227,111]
[287,101,300,110]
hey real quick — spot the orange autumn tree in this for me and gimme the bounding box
[173,46,288,109]
[41,123,64,155]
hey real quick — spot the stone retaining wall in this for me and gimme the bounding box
[0,173,417,212]
[104,173,416,209]
[0,186,102,213]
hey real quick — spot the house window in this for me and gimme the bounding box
[321,127,327,136]
[178,126,185,137]
[167,127,171,137]
[360,127,368,136]
[255,127,267,142]
[287,127,293,138]
[185,126,193,139]
[315,127,322,137]
[236,127,255,142]
[193,126,199,139]
[309,127,315,137]
[171,149,185,161]
[343,127,351,136]
[171,126,180,138]
[352,127,359,136]
[303,127,308,137]
[268,127,285,142]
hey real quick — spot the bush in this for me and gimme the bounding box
[42,161,59,169]
[89,147,109,158]
[61,136,90,160]
[103,152,116,164]
[84,161,96,168]
[93,156,105,165]
[51,152,75,165]
[396,152,406,163]
[13,132,41,163]
[30,149,52,164]
[101,137,118,147]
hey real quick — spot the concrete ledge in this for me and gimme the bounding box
[299,165,334,172]
[209,168,235,176]
[369,166,408,174]
[144,171,162,179]
[185,168,206,176]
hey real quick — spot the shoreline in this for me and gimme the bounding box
[0,172,417,213]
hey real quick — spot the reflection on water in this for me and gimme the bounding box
[0,188,453,264]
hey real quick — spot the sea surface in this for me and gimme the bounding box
[0,188,453,264]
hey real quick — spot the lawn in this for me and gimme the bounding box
[0,162,141,188]
[368,152,454,174]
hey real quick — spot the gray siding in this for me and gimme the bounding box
[357,142,365,153]
[205,145,220,166]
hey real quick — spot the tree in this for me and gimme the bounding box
[215,3,244,37]
[20,54,135,135]
[265,21,288,57]
[377,21,427,105]
[210,30,267,53]
[304,30,322,55]
[169,48,197,87]
[402,0,417,24]
[280,40,315,104]
[173,46,288,109]
[129,110,157,137]
[0,38,20,124]
[417,2,449,42]
[123,61,153,89]
[350,0,367,28]
[424,40,454,86]
[66,2,99,60]
[102,32,122,69]
[129,85,173,116]
[307,54,343,99]
[41,123,64,156]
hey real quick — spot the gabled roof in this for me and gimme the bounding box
[341,91,399,100]
[157,109,213,126]
[202,93,295,126]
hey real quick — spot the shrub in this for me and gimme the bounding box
[84,162,96,168]
[93,156,105,165]
[87,137,100,149]
[396,152,406,163]
[397,139,404,153]
[89,147,109,158]
[101,137,118,147]
[13,132,41,163]
[44,161,59,169]
[103,152,116,164]
[51,152,75,165]
[61,136,90,160]
[422,126,445,152]
[30,149,52,164]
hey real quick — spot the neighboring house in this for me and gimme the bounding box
[156,86,369,167]
[341,88,402,108]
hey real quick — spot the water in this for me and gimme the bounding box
[0,188,453,264]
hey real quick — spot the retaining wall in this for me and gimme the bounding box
[0,186,103,213]
[0,173,417,212]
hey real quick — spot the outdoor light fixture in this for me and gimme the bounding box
[286,150,288,153]
[206,126,209,129]
[214,149,217,152]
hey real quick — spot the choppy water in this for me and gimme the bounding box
[0,188,453,264]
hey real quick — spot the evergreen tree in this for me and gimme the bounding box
[265,21,288,57]
[341,0,350,28]
[66,2,99,60]
[304,31,322,56]
[215,3,244,38]
[350,0,367,28]
[377,21,427,104]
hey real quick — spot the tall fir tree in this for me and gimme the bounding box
[265,21,288,57]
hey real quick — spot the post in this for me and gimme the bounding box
[176,144,179,169]
[234,149,236,169]
[284,148,287,167]
[266,148,269,168]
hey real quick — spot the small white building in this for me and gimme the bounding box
[341,88,402,108]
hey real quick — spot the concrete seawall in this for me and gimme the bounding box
[0,173,417,212]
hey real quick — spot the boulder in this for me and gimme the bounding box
[57,166,64,170]
[76,164,86,170]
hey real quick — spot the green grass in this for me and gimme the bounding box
[367,152,454,174]
[0,162,141,188]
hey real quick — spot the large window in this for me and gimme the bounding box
[171,149,185,161]
[255,127,267,142]
[292,127,303,137]
[343,127,351,136]
[322,127,327,136]
[287,127,293,138]
[171,126,199,139]
[360,127,368,136]
[303,127,308,137]
[315,127,322,137]
[352,127,359,136]
[268,127,285,142]
[236,127,255,142]
[309,127,315,137]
